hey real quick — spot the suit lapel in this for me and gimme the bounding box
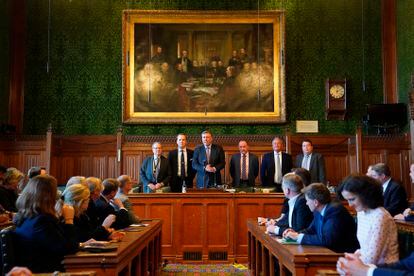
[309,154,315,170]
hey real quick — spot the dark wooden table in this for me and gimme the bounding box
[64,219,162,276]
[247,219,342,276]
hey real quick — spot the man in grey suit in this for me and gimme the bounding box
[295,139,326,184]
[230,140,259,187]
[140,142,171,193]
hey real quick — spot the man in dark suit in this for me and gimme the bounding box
[266,173,313,235]
[175,50,193,74]
[192,130,225,189]
[337,250,414,275]
[367,163,408,216]
[284,183,359,253]
[295,139,326,184]
[94,178,130,229]
[260,137,293,192]
[229,140,259,187]
[168,133,196,192]
[140,142,171,193]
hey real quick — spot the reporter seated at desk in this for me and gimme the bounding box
[0,167,24,213]
[85,177,123,241]
[94,178,131,229]
[13,175,78,273]
[339,175,399,265]
[57,183,125,243]
[259,169,312,229]
[266,173,313,236]
[284,183,359,253]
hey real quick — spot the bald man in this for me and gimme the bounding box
[230,140,259,187]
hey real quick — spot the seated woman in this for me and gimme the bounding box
[340,175,399,265]
[57,183,124,243]
[0,167,24,212]
[13,175,78,273]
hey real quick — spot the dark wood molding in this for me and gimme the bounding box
[8,0,26,133]
[381,0,398,103]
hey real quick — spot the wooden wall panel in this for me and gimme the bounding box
[3,153,20,169]
[181,203,203,246]
[123,153,142,183]
[324,154,349,185]
[92,156,106,179]
[206,203,231,247]
[362,151,384,171]
[107,156,118,178]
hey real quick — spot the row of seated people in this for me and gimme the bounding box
[140,131,326,193]
[0,162,413,275]
[0,169,140,274]
[259,163,414,275]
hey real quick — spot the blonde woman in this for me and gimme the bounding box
[0,167,24,212]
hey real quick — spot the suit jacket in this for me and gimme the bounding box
[230,152,259,187]
[175,57,193,73]
[94,195,130,229]
[192,143,226,188]
[168,149,196,192]
[276,193,313,235]
[384,178,408,217]
[300,201,359,253]
[140,155,171,193]
[295,152,326,183]
[374,252,414,275]
[260,152,293,186]
[14,214,78,273]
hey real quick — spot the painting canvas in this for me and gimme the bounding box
[123,10,285,123]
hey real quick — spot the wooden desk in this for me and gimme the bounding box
[130,192,285,263]
[64,220,162,276]
[247,219,342,276]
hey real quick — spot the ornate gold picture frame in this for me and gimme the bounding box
[122,10,285,124]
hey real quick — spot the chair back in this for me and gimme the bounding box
[0,226,16,276]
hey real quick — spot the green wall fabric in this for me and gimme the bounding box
[22,0,382,135]
[397,0,414,104]
[0,0,10,123]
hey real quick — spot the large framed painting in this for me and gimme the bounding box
[122,10,285,124]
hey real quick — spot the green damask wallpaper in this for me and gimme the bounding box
[22,0,383,135]
[0,0,10,123]
[397,0,414,104]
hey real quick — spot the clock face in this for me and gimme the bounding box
[329,84,345,99]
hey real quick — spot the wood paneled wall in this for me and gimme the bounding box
[0,131,411,196]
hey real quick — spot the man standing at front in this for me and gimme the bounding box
[140,142,171,193]
[260,137,293,192]
[192,130,225,189]
[230,140,259,188]
[168,133,196,192]
[295,139,326,184]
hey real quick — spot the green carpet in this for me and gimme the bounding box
[161,263,250,276]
